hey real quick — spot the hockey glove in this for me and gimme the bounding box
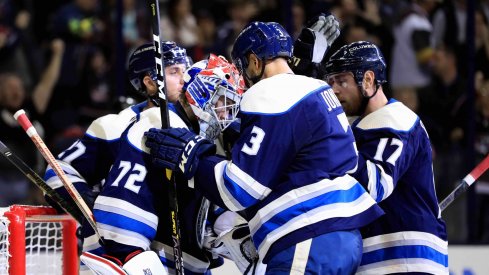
[208,224,258,274]
[308,12,340,63]
[144,128,216,179]
[292,12,340,76]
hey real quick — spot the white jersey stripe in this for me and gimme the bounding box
[249,175,358,232]
[151,241,210,273]
[225,161,272,199]
[83,233,102,252]
[97,224,151,250]
[366,160,379,201]
[95,196,158,226]
[45,174,85,189]
[290,238,312,275]
[365,161,394,201]
[214,160,244,211]
[256,192,376,259]
[362,231,448,254]
[356,258,449,275]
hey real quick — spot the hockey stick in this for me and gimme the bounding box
[148,1,184,273]
[439,154,489,212]
[0,139,82,223]
[14,109,102,240]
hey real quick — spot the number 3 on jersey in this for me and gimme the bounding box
[241,126,265,155]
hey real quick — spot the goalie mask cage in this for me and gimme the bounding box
[0,205,78,275]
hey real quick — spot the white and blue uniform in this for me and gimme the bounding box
[44,102,146,272]
[194,73,384,271]
[352,99,448,274]
[45,105,218,274]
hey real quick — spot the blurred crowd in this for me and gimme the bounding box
[0,0,488,244]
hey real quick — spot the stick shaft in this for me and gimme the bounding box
[439,154,489,212]
[14,110,101,239]
[0,140,82,223]
[148,1,184,273]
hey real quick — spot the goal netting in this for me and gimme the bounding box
[0,205,78,275]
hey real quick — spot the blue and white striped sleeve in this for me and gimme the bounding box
[352,133,411,202]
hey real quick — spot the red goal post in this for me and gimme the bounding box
[0,205,78,275]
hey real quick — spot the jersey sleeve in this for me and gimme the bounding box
[43,111,134,216]
[195,112,295,212]
[43,134,111,213]
[352,129,413,202]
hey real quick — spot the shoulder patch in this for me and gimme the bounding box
[127,108,188,152]
[240,74,328,114]
[356,102,419,131]
[86,109,137,140]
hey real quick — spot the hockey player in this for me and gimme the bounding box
[44,40,191,226]
[43,41,193,273]
[45,46,253,274]
[143,21,384,274]
[323,41,448,274]
[79,54,246,274]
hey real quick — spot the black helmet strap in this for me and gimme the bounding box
[355,73,381,115]
[243,56,266,87]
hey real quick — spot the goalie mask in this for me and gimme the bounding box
[183,54,245,140]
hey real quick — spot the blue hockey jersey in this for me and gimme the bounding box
[44,103,146,271]
[45,105,216,274]
[194,73,384,263]
[351,99,448,274]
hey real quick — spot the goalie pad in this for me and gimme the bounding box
[208,224,258,274]
[123,250,168,274]
[81,251,168,275]
[80,252,126,275]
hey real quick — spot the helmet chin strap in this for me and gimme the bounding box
[356,81,380,116]
[244,59,266,87]
[148,93,160,107]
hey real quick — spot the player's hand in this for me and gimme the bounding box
[144,128,216,179]
[297,13,340,63]
[308,12,340,62]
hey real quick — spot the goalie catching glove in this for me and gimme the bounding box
[144,127,216,179]
[206,223,258,274]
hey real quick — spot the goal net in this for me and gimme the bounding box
[0,205,78,275]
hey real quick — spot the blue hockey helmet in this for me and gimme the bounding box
[231,21,293,74]
[128,41,192,92]
[324,41,387,86]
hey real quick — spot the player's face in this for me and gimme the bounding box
[326,72,362,116]
[165,63,186,103]
[214,95,236,121]
[239,54,260,88]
